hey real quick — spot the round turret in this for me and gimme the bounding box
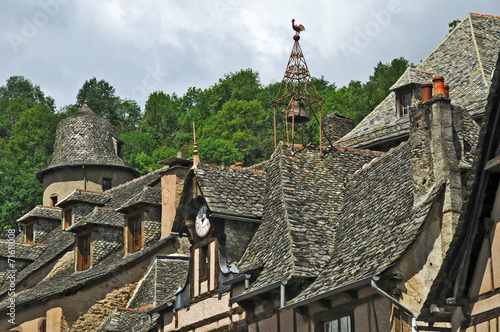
[37,105,139,206]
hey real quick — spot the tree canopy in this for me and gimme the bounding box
[0,58,409,229]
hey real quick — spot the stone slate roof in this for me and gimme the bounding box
[0,234,179,311]
[56,189,113,207]
[98,255,188,332]
[389,67,434,90]
[0,226,74,293]
[96,307,154,332]
[194,163,266,219]
[288,142,444,306]
[65,207,124,232]
[128,255,189,308]
[37,105,138,179]
[0,241,47,260]
[117,186,162,212]
[0,167,168,308]
[337,13,500,149]
[237,143,383,293]
[104,167,166,210]
[16,206,62,223]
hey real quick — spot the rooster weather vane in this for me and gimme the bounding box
[291,19,305,35]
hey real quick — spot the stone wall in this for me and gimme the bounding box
[69,282,137,332]
[92,226,123,265]
[143,207,161,247]
[321,113,355,145]
[225,220,256,265]
[34,218,60,243]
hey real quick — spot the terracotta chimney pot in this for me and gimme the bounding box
[421,83,433,102]
[433,76,445,96]
[235,162,244,169]
[444,84,450,98]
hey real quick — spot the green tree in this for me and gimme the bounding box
[76,77,140,133]
[0,76,55,137]
[0,104,60,229]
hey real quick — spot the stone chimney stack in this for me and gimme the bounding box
[159,158,192,237]
[410,76,463,252]
[321,113,356,146]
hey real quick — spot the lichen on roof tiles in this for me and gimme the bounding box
[287,142,443,305]
[237,143,382,293]
[195,163,266,218]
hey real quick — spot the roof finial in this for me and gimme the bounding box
[292,19,305,38]
[192,122,200,168]
[84,99,88,106]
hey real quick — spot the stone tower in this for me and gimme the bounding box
[36,105,139,206]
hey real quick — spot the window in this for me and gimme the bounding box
[76,234,91,271]
[63,208,73,229]
[199,245,209,281]
[25,223,34,243]
[102,178,112,191]
[126,217,142,254]
[117,142,123,159]
[50,195,57,207]
[322,315,352,332]
[398,90,412,117]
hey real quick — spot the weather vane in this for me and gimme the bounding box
[271,19,331,155]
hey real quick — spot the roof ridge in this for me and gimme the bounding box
[200,163,266,174]
[410,67,432,73]
[348,141,408,179]
[278,145,301,279]
[74,189,114,196]
[468,13,489,87]
[470,12,500,19]
[107,166,168,192]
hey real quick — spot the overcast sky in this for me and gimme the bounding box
[1,0,499,110]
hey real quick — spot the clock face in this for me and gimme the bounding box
[195,205,210,237]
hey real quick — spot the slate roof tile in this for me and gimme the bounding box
[16,206,62,223]
[338,13,500,148]
[65,207,124,232]
[56,189,113,207]
[116,186,162,212]
[0,234,179,309]
[287,142,443,305]
[237,143,382,293]
[195,163,266,218]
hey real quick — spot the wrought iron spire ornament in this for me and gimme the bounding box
[271,19,332,154]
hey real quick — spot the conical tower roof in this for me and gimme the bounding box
[37,105,136,180]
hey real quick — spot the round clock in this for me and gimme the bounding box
[195,205,211,237]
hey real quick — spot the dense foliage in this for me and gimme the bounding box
[0,57,409,229]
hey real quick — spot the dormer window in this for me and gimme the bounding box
[63,208,74,229]
[397,89,412,117]
[76,233,91,271]
[25,222,34,243]
[126,216,142,254]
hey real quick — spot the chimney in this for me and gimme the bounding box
[444,84,450,98]
[159,159,192,237]
[410,76,462,252]
[433,76,445,97]
[421,83,433,102]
